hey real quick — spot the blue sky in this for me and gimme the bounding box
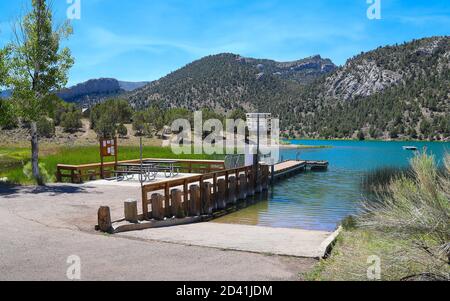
[1,0,449,86]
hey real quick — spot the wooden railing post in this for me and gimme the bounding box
[238,174,247,201]
[124,199,138,223]
[171,189,185,218]
[97,206,112,233]
[189,185,201,216]
[217,179,227,210]
[164,183,170,217]
[255,165,262,194]
[247,169,255,197]
[202,182,212,215]
[262,165,269,191]
[183,180,189,212]
[212,174,218,211]
[151,193,165,220]
[228,176,237,205]
[141,188,148,220]
[56,166,62,182]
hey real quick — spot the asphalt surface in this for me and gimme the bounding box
[0,184,316,281]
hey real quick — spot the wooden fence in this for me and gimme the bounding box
[56,159,226,184]
[141,164,270,220]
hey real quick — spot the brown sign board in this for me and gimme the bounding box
[100,139,116,157]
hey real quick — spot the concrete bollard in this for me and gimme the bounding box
[171,189,185,218]
[189,185,201,216]
[238,174,247,200]
[151,193,165,221]
[97,206,113,233]
[124,199,138,223]
[202,182,213,215]
[217,178,227,210]
[228,176,237,205]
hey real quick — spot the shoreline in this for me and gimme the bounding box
[279,144,332,150]
[283,138,450,143]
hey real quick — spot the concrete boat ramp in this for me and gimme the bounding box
[118,222,340,259]
[97,160,336,259]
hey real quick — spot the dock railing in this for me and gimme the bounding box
[56,158,226,184]
[141,164,270,220]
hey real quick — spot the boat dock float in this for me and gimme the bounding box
[271,160,329,183]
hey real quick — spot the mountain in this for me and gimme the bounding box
[236,54,336,84]
[127,37,449,140]
[57,78,148,106]
[280,36,450,140]
[127,53,336,112]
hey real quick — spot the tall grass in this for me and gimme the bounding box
[0,146,224,185]
[361,166,411,196]
[359,152,450,278]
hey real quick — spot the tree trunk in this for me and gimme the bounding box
[30,121,43,186]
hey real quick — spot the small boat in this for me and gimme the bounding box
[403,146,418,151]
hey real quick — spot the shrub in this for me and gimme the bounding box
[341,215,357,230]
[90,98,133,130]
[117,123,128,138]
[0,100,19,130]
[61,111,83,133]
[23,162,53,184]
[143,123,154,138]
[357,130,365,141]
[132,112,146,136]
[94,113,117,139]
[37,118,55,138]
[360,152,450,269]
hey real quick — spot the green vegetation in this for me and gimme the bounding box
[3,0,74,185]
[90,98,133,138]
[37,117,55,138]
[283,37,450,141]
[306,228,448,281]
[125,38,449,141]
[117,123,128,138]
[0,146,223,185]
[307,152,450,281]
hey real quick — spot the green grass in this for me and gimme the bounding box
[304,228,450,281]
[0,146,223,185]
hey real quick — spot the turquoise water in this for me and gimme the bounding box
[215,140,449,231]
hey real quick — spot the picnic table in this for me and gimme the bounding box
[114,163,158,182]
[143,160,180,178]
[112,160,180,182]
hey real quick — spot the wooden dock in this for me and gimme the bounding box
[95,159,328,233]
[271,160,329,182]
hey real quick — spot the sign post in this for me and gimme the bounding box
[99,137,118,179]
[246,113,272,191]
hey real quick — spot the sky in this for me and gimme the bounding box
[1,0,449,86]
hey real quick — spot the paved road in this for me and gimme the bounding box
[0,184,316,281]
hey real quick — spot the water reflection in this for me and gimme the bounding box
[214,140,449,231]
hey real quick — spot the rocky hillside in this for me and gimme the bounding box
[127,53,336,112]
[126,37,449,140]
[281,36,450,140]
[57,78,148,106]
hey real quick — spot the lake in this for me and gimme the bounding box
[214,140,449,231]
